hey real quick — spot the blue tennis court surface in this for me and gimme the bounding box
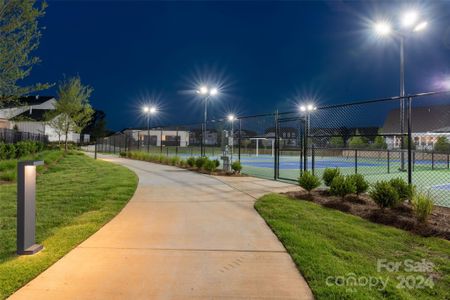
[241,160,380,169]
[432,183,450,191]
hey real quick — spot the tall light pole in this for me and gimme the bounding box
[300,103,316,172]
[143,106,157,152]
[197,86,218,156]
[374,11,428,171]
[228,114,235,163]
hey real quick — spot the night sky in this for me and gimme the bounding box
[26,1,450,130]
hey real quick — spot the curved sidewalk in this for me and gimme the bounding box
[10,154,313,300]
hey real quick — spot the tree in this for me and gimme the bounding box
[372,130,387,149]
[48,76,94,150]
[348,130,368,149]
[82,110,109,141]
[434,136,450,153]
[45,114,66,145]
[329,136,345,148]
[0,0,50,105]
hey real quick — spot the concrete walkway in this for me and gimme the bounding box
[10,154,313,300]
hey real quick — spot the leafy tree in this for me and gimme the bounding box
[45,114,66,145]
[348,130,368,149]
[47,76,94,150]
[82,110,109,141]
[0,0,51,105]
[372,130,387,149]
[329,136,344,148]
[434,136,450,153]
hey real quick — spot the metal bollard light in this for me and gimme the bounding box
[17,160,44,255]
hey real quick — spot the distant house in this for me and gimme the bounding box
[122,128,190,147]
[382,105,450,150]
[0,96,89,143]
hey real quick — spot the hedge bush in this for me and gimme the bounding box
[0,141,45,160]
[411,192,434,223]
[231,161,242,173]
[329,175,356,199]
[389,178,414,201]
[186,157,196,167]
[322,168,340,187]
[349,174,369,196]
[369,181,400,209]
[195,157,208,169]
[203,159,217,172]
[298,171,321,193]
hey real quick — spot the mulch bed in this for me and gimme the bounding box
[184,167,244,177]
[283,189,450,241]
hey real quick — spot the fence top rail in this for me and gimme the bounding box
[119,90,450,131]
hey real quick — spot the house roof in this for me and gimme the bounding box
[1,95,55,108]
[382,105,450,133]
[11,109,49,121]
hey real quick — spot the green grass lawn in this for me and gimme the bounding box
[0,151,138,299]
[255,194,450,300]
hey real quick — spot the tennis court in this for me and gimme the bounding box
[239,153,450,207]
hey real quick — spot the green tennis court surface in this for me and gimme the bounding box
[239,154,450,208]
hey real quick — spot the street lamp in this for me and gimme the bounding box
[197,85,219,156]
[143,105,157,152]
[228,114,235,163]
[299,103,316,172]
[373,10,427,171]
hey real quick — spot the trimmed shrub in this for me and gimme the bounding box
[0,169,16,182]
[369,181,400,209]
[4,143,16,159]
[203,159,217,172]
[322,168,341,187]
[0,160,16,172]
[119,151,127,157]
[213,159,220,168]
[187,157,196,167]
[411,192,434,223]
[195,157,208,169]
[231,161,242,173]
[349,174,369,196]
[329,175,356,199]
[170,156,180,166]
[298,171,321,193]
[0,142,6,160]
[389,178,414,201]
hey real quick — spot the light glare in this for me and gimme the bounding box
[402,11,419,28]
[143,106,149,113]
[228,114,235,121]
[210,88,218,96]
[374,21,392,35]
[413,21,427,32]
[199,86,208,94]
[300,105,306,112]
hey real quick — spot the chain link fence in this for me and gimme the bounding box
[0,128,48,144]
[92,91,450,207]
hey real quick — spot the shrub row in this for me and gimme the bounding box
[120,151,243,174]
[298,168,434,223]
[0,141,45,160]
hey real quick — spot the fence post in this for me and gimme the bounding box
[238,119,241,161]
[447,153,449,169]
[355,149,358,174]
[274,111,278,180]
[311,144,315,176]
[160,128,163,154]
[431,151,434,170]
[387,149,390,174]
[113,136,116,154]
[94,142,97,160]
[407,96,412,185]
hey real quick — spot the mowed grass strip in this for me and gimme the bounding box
[0,151,138,299]
[255,194,450,300]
